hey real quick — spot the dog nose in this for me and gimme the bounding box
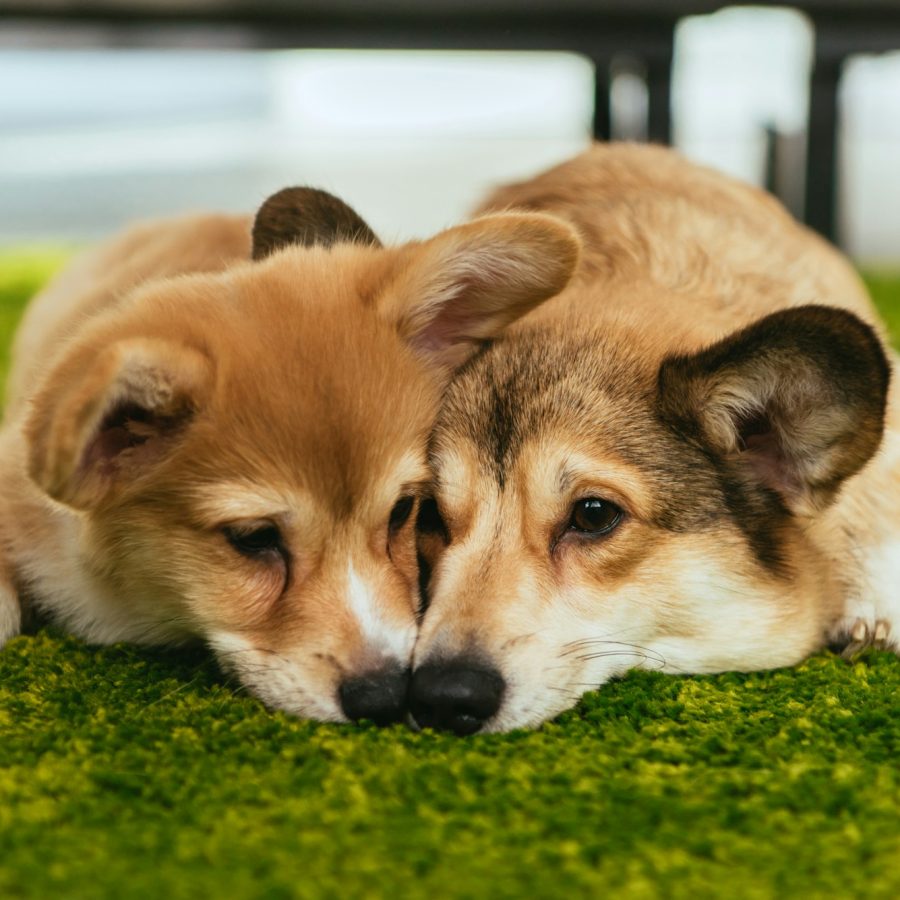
[409,660,505,735]
[339,665,409,726]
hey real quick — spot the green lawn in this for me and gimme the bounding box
[1,252,899,899]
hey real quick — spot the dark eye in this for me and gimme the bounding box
[389,495,415,532]
[224,523,284,558]
[416,496,448,542]
[568,498,622,536]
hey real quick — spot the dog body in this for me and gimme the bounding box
[412,144,899,733]
[0,190,579,723]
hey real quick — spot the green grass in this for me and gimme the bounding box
[865,271,900,345]
[2,252,900,899]
[0,248,73,377]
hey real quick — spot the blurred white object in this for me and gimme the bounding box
[0,9,899,261]
[841,52,900,263]
[673,7,812,184]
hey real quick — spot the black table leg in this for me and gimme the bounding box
[646,42,674,144]
[804,49,843,243]
[592,57,612,139]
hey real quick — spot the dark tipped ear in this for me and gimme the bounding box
[379,212,580,370]
[657,306,890,515]
[27,338,212,509]
[251,187,381,260]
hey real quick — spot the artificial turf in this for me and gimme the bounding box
[1,251,899,899]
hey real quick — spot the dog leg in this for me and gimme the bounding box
[0,572,21,646]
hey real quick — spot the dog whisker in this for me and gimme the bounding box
[545,685,581,701]
[558,629,648,656]
[560,639,667,664]
[576,650,668,670]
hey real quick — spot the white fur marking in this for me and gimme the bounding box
[853,539,900,650]
[347,564,413,661]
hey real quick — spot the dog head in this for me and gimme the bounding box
[411,305,889,733]
[25,187,580,723]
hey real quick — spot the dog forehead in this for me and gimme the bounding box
[166,265,437,513]
[431,326,739,535]
[435,328,655,479]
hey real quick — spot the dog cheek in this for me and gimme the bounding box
[231,565,288,623]
[208,631,346,722]
[157,540,290,634]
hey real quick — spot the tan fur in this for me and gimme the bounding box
[413,144,900,733]
[0,198,579,722]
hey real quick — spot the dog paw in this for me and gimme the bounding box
[837,617,894,658]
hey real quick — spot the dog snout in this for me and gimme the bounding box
[409,659,505,735]
[339,664,409,726]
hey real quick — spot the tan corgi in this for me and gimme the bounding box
[410,143,899,734]
[0,186,579,724]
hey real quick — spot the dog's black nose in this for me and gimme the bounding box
[339,665,409,726]
[409,660,505,735]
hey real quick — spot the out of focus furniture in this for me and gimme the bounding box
[0,1,733,143]
[3,1,900,245]
[792,1,900,241]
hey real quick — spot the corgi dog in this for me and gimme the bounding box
[410,144,900,735]
[0,186,579,724]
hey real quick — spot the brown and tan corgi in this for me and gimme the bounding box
[410,143,900,734]
[0,186,579,724]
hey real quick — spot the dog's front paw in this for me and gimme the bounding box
[833,617,895,658]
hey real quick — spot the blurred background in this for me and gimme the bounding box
[1,2,900,262]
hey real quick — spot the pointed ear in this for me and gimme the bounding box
[657,306,890,515]
[379,213,580,369]
[252,187,381,259]
[26,338,212,509]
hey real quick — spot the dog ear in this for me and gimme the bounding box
[380,213,580,369]
[252,187,381,259]
[26,337,212,509]
[657,306,890,515]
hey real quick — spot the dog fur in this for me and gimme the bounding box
[0,187,579,723]
[411,143,900,733]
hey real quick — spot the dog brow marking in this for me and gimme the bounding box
[347,564,412,661]
[192,481,316,527]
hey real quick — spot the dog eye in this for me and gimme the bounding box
[416,496,448,541]
[224,523,284,558]
[569,498,622,536]
[389,495,415,532]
